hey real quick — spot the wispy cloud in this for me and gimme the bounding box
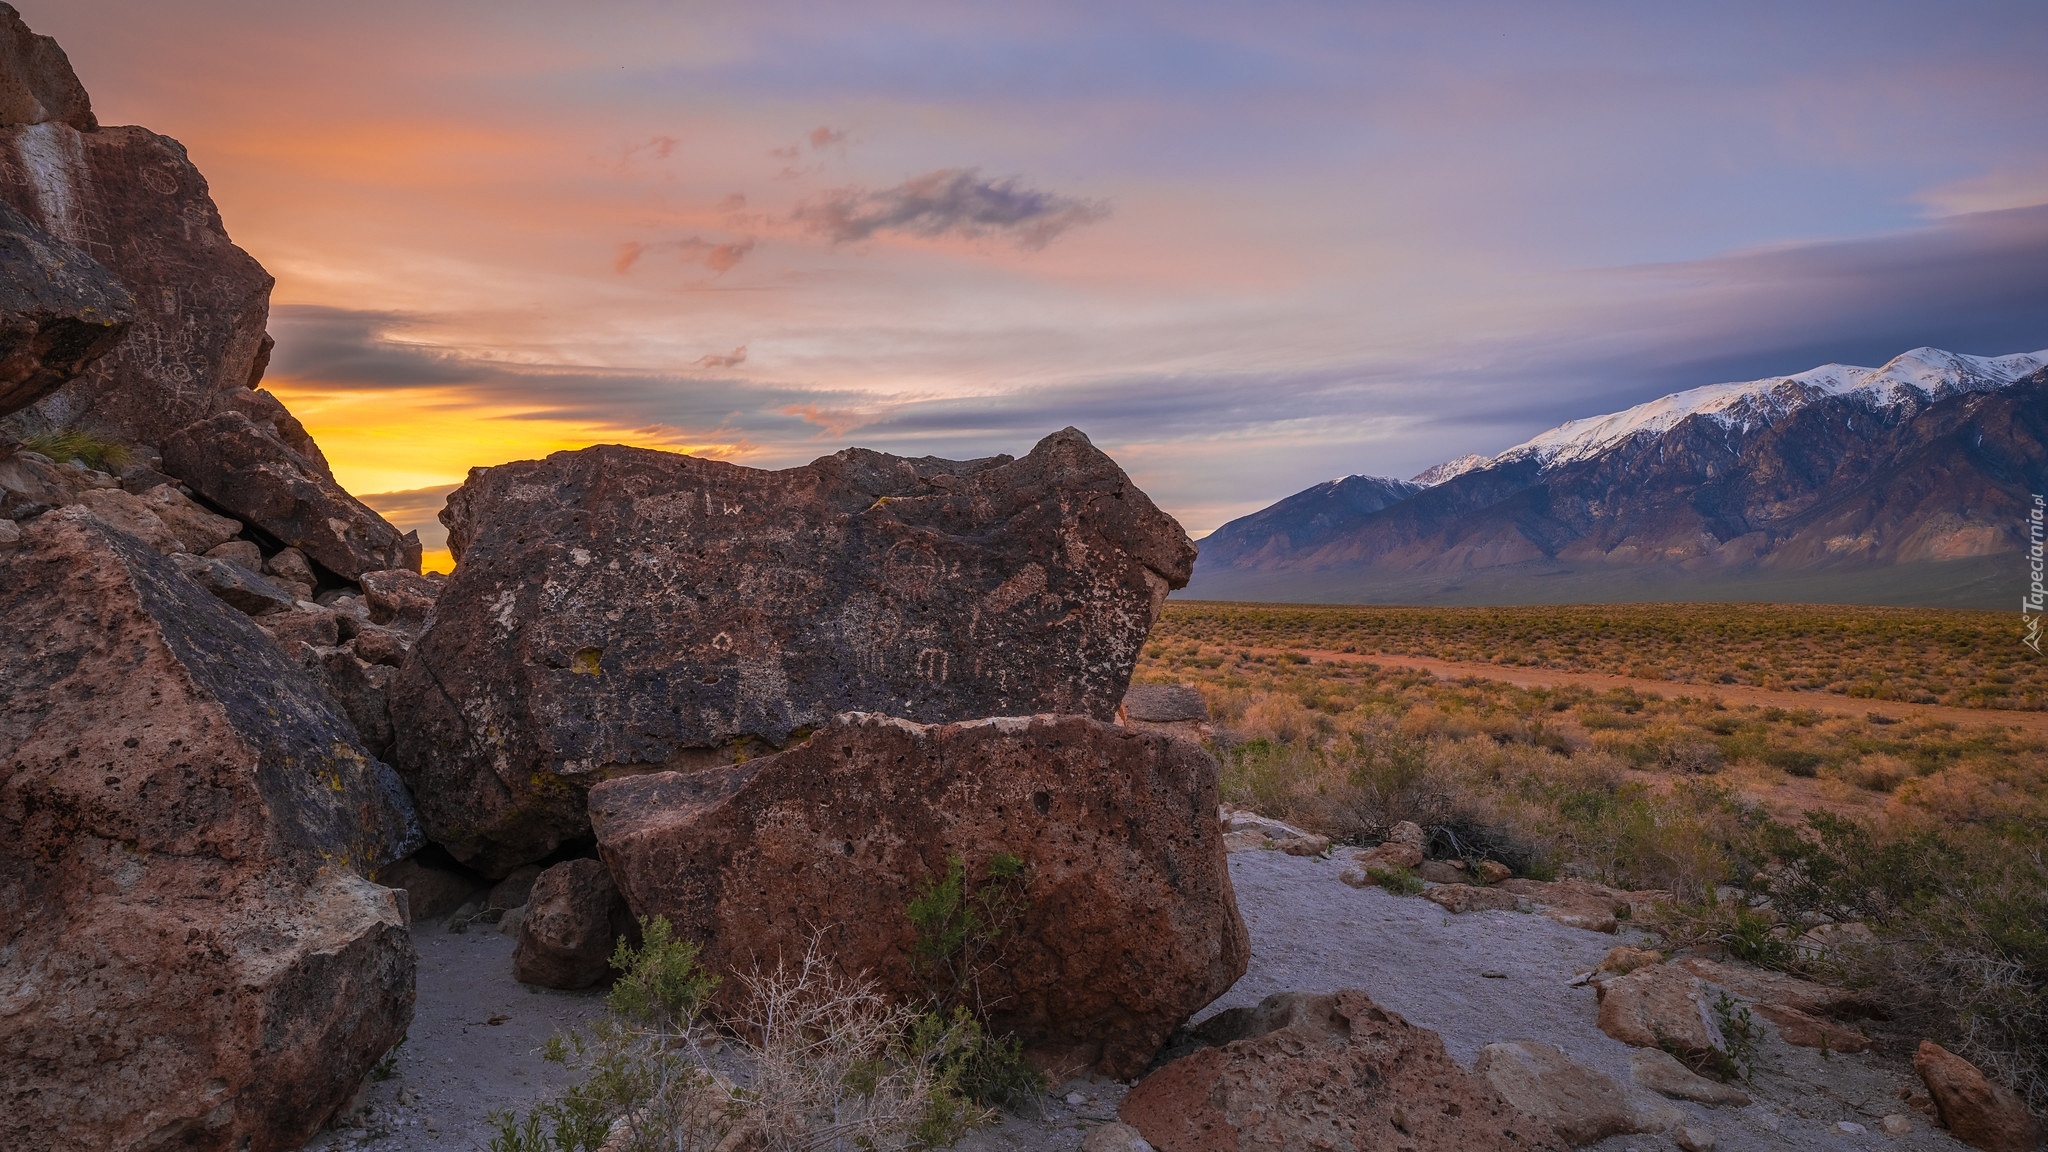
[793,168,1109,248]
[614,236,756,274]
[694,345,747,369]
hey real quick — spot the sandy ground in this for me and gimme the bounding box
[308,852,1977,1152]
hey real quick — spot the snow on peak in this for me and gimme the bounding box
[1412,346,2048,484]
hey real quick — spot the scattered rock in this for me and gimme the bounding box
[173,550,298,615]
[591,713,1246,1078]
[488,864,545,912]
[358,567,440,631]
[1388,820,1426,845]
[374,854,486,923]
[1351,840,1425,871]
[301,645,398,759]
[265,544,315,586]
[1838,1121,1868,1134]
[1626,1049,1752,1106]
[1595,964,1725,1065]
[0,197,130,418]
[1496,878,1646,934]
[1118,683,1211,744]
[1793,920,1878,962]
[512,858,633,990]
[1672,957,1875,1019]
[0,508,420,1152]
[1674,1125,1716,1152]
[1913,1040,2042,1152]
[259,604,342,650]
[1418,859,1470,884]
[141,484,242,554]
[1278,832,1331,857]
[1881,1113,1913,1136]
[205,538,263,570]
[498,904,525,938]
[1591,946,1662,982]
[1427,884,1523,914]
[1079,1121,1155,1152]
[1475,859,1513,884]
[1223,829,1272,854]
[1474,1040,1638,1146]
[350,624,410,668]
[1752,1003,1871,1052]
[75,485,185,553]
[400,429,1195,874]
[1119,989,1564,1151]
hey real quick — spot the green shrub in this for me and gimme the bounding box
[21,430,129,472]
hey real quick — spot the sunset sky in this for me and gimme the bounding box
[38,1,2048,567]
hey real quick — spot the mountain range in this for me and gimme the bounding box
[1187,347,2048,608]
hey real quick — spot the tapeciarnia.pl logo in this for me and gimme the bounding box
[2026,493,2044,654]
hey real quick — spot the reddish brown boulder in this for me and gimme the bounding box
[1119,990,1563,1152]
[1595,964,1725,1064]
[0,509,421,1151]
[1752,1004,1870,1053]
[513,858,633,989]
[1474,1040,1638,1146]
[1672,957,1874,1019]
[589,713,1244,1078]
[0,198,130,416]
[1426,883,1523,914]
[401,429,1196,874]
[1913,1041,2042,1152]
[0,7,415,577]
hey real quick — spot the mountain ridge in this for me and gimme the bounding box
[1187,347,2048,608]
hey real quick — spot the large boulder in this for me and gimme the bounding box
[0,509,422,1151]
[0,199,130,417]
[589,713,1244,1078]
[0,6,416,577]
[1913,1041,2042,1152]
[1118,990,1564,1151]
[400,429,1197,873]
[1474,1040,1639,1147]
[512,857,633,989]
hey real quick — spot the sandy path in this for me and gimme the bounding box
[1258,647,2048,737]
[302,853,1972,1152]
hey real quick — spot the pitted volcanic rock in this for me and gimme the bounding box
[397,428,1195,873]
[0,508,421,1152]
[589,712,1243,1078]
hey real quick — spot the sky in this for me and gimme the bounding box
[34,1,2048,568]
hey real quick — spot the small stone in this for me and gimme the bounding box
[1474,859,1511,884]
[1674,1126,1715,1152]
[205,539,263,571]
[1387,820,1425,846]
[1880,1113,1911,1136]
[1628,1048,1752,1106]
[1079,1122,1155,1152]
[1480,970,1507,979]
[265,545,316,586]
[1066,1092,1087,1106]
[1838,1121,1867,1134]
[424,1116,439,1133]
[1277,833,1330,857]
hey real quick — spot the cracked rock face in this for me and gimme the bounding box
[590,713,1244,1079]
[0,2,417,576]
[0,198,130,418]
[396,427,1196,874]
[0,509,420,1152]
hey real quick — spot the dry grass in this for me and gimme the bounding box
[1135,613,2048,1108]
[1154,601,2047,710]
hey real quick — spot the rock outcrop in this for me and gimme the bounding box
[1594,963,1726,1065]
[1119,990,1564,1151]
[399,429,1196,873]
[0,5,417,576]
[1913,1041,2042,1152]
[1474,1040,1638,1147]
[589,713,1244,1078]
[0,509,421,1151]
[0,198,130,416]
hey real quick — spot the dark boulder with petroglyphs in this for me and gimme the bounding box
[0,198,130,418]
[395,427,1195,874]
[0,3,416,576]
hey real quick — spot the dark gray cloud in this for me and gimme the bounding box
[793,168,1110,248]
[266,306,475,388]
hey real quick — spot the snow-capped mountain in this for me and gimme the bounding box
[1187,347,2048,608]
[1413,347,2048,485]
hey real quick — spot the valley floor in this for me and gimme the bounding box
[310,853,1978,1152]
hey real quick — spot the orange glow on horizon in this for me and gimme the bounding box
[266,381,754,497]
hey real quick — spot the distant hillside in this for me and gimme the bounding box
[1186,348,2048,609]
